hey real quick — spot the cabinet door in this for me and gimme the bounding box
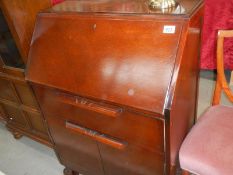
[0,78,19,102]
[24,111,49,140]
[47,116,104,175]
[1,103,28,128]
[98,141,164,175]
[14,83,39,109]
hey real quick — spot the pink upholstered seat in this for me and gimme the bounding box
[179,105,233,175]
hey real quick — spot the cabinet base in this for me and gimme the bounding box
[63,168,79,175]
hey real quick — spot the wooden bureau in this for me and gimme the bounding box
[26,0,204,174]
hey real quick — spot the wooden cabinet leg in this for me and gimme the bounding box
[63,167,79,175]
[12,131,23,139]
[170,165,176,175]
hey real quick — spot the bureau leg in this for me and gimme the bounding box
[170,165,176,175]
[63,167,79,175]
[181,170,190,175]
[7,127,23,140]
[12,131,23,139]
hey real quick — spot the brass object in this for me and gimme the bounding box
[149,0,177,9]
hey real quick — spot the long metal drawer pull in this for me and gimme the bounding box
[66,121,126,150]
[58,92,122,118]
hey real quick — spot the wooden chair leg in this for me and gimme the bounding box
[212,76,222,105]
[181,170,190,175]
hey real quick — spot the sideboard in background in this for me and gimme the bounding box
[0,0,52,147]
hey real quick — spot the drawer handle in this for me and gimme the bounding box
[66,121,126,150]
[58,93,122,117]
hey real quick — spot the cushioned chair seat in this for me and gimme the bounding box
[179,105,233,175]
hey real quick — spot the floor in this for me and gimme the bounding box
[0,124,64,175]
[0,77,231,175]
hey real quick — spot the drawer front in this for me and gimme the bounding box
[47,116,104,175]
[99,143,164,175]
[34,86,165,153]
[48,116,164,175]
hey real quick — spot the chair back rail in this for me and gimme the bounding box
[212,30,233,105]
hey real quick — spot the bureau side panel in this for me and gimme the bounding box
[169,5,204,167]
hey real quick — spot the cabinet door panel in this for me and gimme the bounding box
[1,103,28,128]
[99,143,164,175]
[47,116,104,175]
[25,111,49,139]
[0,79,18,102]
[14,83,39,109]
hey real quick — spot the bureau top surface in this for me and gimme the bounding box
[47,0,202,16]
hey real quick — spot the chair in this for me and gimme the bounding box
[179,30,233,175]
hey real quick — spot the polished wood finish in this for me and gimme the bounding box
[169,6,204,167]
[26,0,204,174]
[0,0,52,63]
[0,68,51,146]
[28,17,183,114]
[48,0,201,16]
[213,30,233,105]
[34,87,164,152]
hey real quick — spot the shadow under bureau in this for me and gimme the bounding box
[26,0,204,174]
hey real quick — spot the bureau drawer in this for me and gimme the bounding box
[35,87,165,153]
[47,116,164,175]
[47,116,104,175]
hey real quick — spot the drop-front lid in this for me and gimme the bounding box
[26,0,202,114]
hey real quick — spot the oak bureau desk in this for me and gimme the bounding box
[26,0,204,174]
